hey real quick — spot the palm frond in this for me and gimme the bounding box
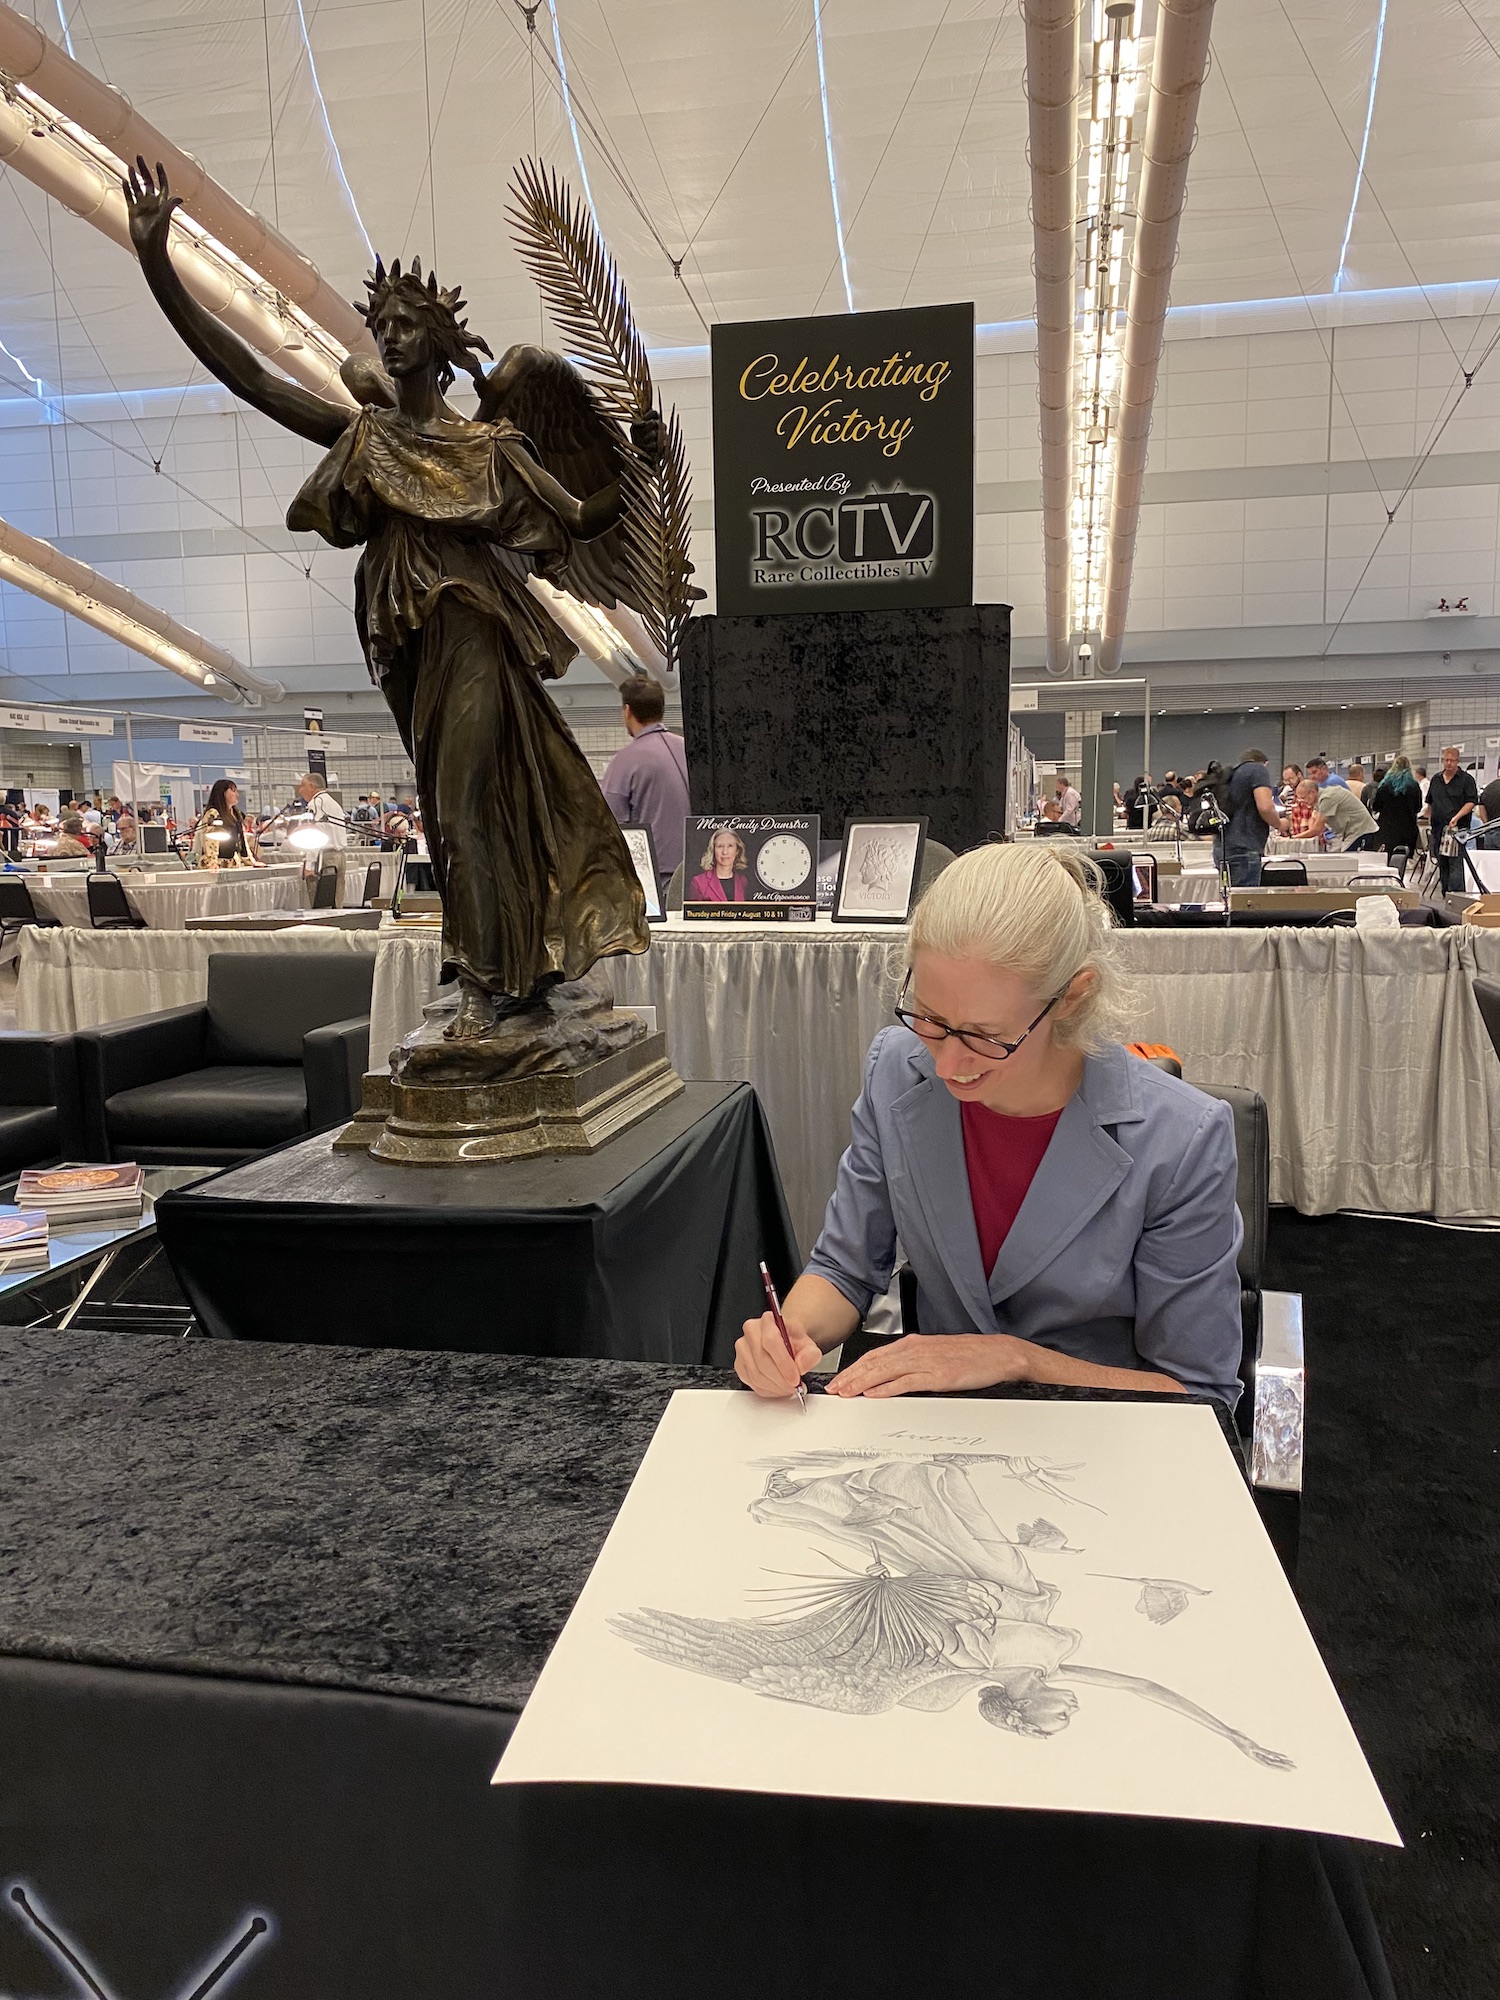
[507,159,696,671]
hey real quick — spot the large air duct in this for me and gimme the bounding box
[1023,0,1082,677]
[0,514,282,704]
[0,3,368,402]
[1096,0,1215,673]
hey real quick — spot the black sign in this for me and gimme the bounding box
[710,302,974,617]
[307,746,328,779]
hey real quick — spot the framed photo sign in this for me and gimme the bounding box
[682,815,820,922]
[833,816,928,923]
[621,823,665,923]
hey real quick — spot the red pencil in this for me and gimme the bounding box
[759,1261,807,1412]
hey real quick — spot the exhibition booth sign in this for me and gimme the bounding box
[710,302,975,616]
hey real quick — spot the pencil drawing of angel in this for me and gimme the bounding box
[611,1454,1291,1768]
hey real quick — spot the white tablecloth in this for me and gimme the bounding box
[368,917,1500,1247]
[17,925,384,1033]
[28,866,306,931]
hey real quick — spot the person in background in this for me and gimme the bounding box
[1219,748,1288,887]
[1371,755,1422,862]
[1315,777,1380,850]
[1053,773,1082,827]
[1306,755,1347,790]
[1278,764,1304,809]
[1289,780,1326,840]
[1423,745,1479,891]
[349,794,380,833]
[1362,765,1386,811]
[79,798,104,837]
[1032,799,1079,837]
[192,778,262,865]
[1475,768,1500,830]
[1123,776,1147,830]
[295,771,348,850]
[601,675,690,892]
[52,814,92,858]
[1415,764,1430,804]
[1346,762,1366,798]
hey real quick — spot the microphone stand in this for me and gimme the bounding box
[1197,792,1232,925]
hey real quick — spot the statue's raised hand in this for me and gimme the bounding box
[122,157,180,256]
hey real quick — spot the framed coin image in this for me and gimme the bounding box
[832,817,929,924]
[621,823,665,922]
[682,814,820,921]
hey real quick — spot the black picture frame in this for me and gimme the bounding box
[621,823,665,923]
[832,817,928,924]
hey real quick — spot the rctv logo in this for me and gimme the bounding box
[749,488,937,568]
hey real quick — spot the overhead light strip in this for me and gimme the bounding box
[1333,0,1389,294]
[813,0,854,313]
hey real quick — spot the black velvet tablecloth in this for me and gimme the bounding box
[155,1080,799,1367]
[0,1332,1393,2000]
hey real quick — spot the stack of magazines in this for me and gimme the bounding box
[16,1163,145,1225]
[0,1207,50,1270]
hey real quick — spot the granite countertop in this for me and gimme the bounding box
[0,1329,717,1713]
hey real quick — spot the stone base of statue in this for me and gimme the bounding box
[337,969,683,1164]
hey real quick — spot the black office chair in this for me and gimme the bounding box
[1475,977,1500,1065]
[312,861,340,909]
[0,877,58,943]
[362,860,382,905]
[74,951,375,1165]
[86,873,147,930]
[1259,858,1307,886]
[0,1032,83,1171]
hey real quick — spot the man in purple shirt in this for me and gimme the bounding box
[601,675,691,887]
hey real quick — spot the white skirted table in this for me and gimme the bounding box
[367,917,1500,1251]
[25,865,307,932]
[16,924,385,1034]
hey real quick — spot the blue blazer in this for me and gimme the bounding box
[806,1029,1245,1408]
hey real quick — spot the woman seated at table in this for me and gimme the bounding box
[191,779,263,867]
[689,825,749,903]
[737,842,1244,1410]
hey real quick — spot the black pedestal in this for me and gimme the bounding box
[681,603,1011,851]
[155,1081,798,1366]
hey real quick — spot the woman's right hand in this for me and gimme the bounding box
[735,1312,821,1399]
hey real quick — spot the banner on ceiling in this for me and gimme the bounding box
[710,301,974,618]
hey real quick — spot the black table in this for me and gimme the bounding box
[155,1080,798,1366]
[0,1333,1393,2000]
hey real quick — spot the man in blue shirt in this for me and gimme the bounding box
[601,675,691,890]
[1305,755,1347,790]
[1220,747,1289,888]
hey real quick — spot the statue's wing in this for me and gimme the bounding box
[479,342,646,611]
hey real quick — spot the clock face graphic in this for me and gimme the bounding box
[756,833,812,892]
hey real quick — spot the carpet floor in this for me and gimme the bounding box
[1266,1210,1500,2000]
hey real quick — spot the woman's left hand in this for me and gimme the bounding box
[825,1333,1035,1399]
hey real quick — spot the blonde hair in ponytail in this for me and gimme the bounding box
[907,842,1131,1052]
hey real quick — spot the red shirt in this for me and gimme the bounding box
[960,1100,1064,1277]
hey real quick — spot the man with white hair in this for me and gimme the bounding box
[1423,745,1478,892]
[296,771,348,850]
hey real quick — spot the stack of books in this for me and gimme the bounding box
[0,1207,50,1271]
[16,1163,145,1225]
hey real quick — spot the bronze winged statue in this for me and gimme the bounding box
[123,158,654,1040]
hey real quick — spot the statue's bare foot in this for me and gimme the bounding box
[444,983,497,1039]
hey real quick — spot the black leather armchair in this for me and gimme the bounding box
[0,1032,83,1172]
[75,952,375,1165]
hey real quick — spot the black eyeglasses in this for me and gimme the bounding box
[894,972,1059,1060]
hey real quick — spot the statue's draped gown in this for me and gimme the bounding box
[289,406,649,1000]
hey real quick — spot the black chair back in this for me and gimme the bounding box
[1475,977,1500,1066]
[311,861,340,909]
[362,861,382,905]
[0,878,43,926]
[1388,845,1410,883]
[1260,859,1307,886]
[205,951,376,1064]
[86,873,139,929]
